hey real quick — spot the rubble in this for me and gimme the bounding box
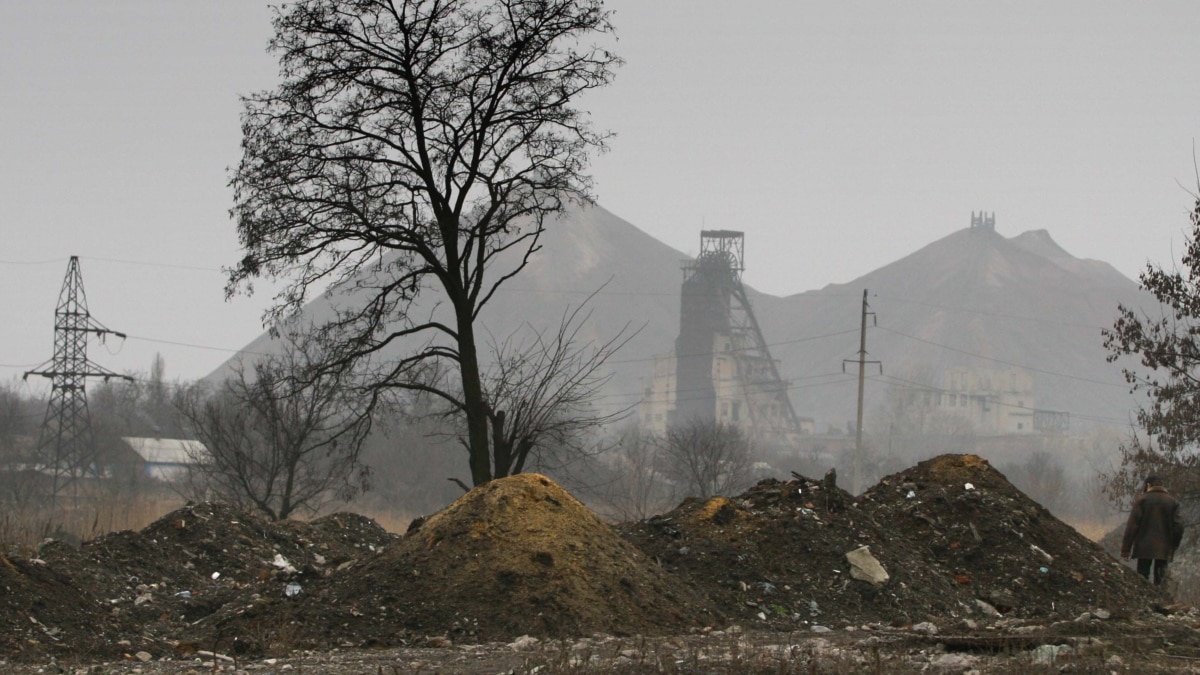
[0,454,1192,669]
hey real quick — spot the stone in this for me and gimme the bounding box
[911,621,938,635]
[846,545,890,586]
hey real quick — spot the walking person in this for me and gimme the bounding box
[1121,475,1184,586]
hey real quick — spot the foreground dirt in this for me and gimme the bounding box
[1,455,1195,672]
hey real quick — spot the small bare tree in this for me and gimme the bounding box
[476,299,634,480]
[658,419,754,499]
[594,424,675,521]
[174,336,377,520]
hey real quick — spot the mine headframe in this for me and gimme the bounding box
[672,230,805,444]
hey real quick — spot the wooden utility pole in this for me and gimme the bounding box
[844,289,879,495]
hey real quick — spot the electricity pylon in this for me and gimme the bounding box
[24,256,132,506]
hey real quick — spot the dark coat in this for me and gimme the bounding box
[1121,486,1183,560]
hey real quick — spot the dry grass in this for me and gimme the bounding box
[1063,516,1121,543]
[0,486,183,556]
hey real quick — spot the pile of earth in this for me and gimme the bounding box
[5,501,398,662]
[187,473,721,654]
[618,454,1164,632]
[0,455,1175,665]
[859,454,1160,620]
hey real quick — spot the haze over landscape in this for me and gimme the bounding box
[2,1,1199,414]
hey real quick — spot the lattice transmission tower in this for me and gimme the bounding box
[24,256,131,504]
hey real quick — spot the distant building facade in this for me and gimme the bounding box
[899,366,1038,434]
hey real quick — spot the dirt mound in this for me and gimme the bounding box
[189,474,719,654]
[27,502,399,661]
[0,457,1177,665]
[617,473,966,630]
[618,455,1164,632]
[0,553,121,661]
[857,454,1162,620]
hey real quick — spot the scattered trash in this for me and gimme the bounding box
[174,591,192,599]
[284,582,302,598]
[1030,544,1054,563]
[964,483,976,491]
[906,490,916,499]
[210,572,220,580]
[272,553,298,574]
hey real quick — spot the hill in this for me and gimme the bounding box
[210,205,1153,435]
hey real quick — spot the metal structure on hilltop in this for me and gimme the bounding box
[672,230,805,444]
[24,256,132,505]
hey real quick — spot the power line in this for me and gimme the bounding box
[875,325,1127,389]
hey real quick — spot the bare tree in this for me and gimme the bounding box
[658,419,754,500]
[476,298,633,479]
[174,336,377,520]
[227,0,620,487]
[593,424,675,521]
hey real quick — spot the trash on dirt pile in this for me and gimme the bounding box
[188,473,720,654]
[0,455,1178,665]
[618,454,1164,631]
[858,454,1162,621]
[15,502,399,663]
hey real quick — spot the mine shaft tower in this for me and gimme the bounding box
[25,256,132,505]
[672,230,804,444]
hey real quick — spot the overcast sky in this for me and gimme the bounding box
[2,1,1199,388]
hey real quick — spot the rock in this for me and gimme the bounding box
[1030,643,1072,665]
[846,546,890,586]
[974,599,1000,616]
[911,621,938,635]
[930,653,977,670]
[509,635,540,651]
[1092,608,1111,620]
[986,589,1018,611]
[134,651,152,662]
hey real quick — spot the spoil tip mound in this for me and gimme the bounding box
[859,454,1162,620]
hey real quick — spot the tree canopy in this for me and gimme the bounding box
[228,0,620,487]
[1102,196,1200,505]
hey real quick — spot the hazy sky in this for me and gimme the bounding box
[3,1,1199,387]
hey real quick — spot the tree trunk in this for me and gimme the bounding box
[457,317,493,486]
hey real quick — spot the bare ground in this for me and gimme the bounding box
[3,455,1198,673]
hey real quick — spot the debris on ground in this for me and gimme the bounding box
[0,454,1187,669]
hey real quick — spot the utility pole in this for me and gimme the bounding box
[24,256,132,507]
[844,289,880,495]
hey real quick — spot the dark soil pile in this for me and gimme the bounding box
[0,456,1176,665]
[28,502,399,661]
[0,553,119,661]
[858,454,1161,620]
[188,474,720,654]
[616,472,968,630]
[618,455,1163,631]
